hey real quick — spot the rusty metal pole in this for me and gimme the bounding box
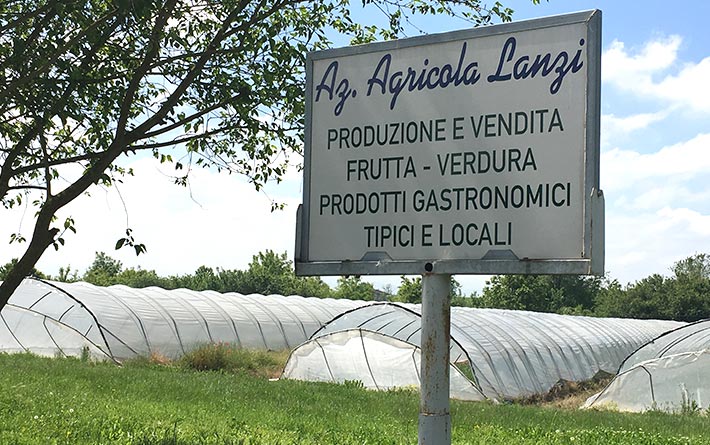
[419,273,451,445]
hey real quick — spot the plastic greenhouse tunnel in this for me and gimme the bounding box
[584,319,710,412]
[0,278,365,361]
[281,302,682,401]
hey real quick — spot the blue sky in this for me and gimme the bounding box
[2,1,709,295]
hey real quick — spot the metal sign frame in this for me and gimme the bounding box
[296,10,603,277]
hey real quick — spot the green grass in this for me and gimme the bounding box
[1,353,708,444]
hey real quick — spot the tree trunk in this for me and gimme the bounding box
[0,223,58,308]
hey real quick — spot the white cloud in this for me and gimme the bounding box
[602,133,710,193]
[603,36,681,86]
[629,185,710,211]
[602,111,668,134]
[653,57,710,113]
[600,111,668,147]
[605,207,710,284]
[602,36,710,113]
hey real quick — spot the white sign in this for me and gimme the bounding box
[297,11,603,276]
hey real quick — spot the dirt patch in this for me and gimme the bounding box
[517,370,614,409]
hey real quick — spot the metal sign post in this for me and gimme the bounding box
[296,10,603,445]
[419,273,452,445]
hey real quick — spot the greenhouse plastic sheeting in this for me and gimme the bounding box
[583,320,710,413]
[584,350,710,412]
[282,329,487,401]
[617,319,710,373]
[1,278,366,361]
[0,304,112,360]
[291,303,682,400]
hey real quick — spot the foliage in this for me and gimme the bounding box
[451,294,479,307]
[591,278,627,317]
[82,251,124,286]
[55,264,79,283]
[14,250,710,318]
[111,267,171,289]
[178,343,288,378]
[393,275,422,303]
[170,264,226,291]
[79,251,173,288]
[2,353,710,444]
[476,253,710,321]
[673,253,710,280]
[231,250,332,298]
[479,274,603,315]
[666,254,710,321]
[594,274,669,320]
[74,250,386,300]
[595,254,710,322]
[0,258,46,281]
[76,249,334,298]
[392,275,467,305]
[332,276,376,300]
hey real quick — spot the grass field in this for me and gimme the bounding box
[1,352,708,444]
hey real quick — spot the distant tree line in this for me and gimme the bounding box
[0,250,377,301]
[2,252,708,322]
[473,253,710,322]
[357,253,710,322]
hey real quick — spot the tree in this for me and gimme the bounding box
[181,265,222,291]
[237,250,295,294]
[85,250,122,273]
[219,250,332,297]
[112,267,168,288]
[593,254,710,322]
[0,0,520,309]
[71,249,333,296]
[393,275,422,304]
[0,258,46,281]
[672,253,710,281]
[55,265,80,283]
[333,276,375,301]
[595,274,669,320]
[667,253,710,321]
[79,251,171,287]
[392,275,465,305]
[479,274,602,314]
[590,278,627,318]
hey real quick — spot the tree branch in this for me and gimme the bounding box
[0,124,44,203]
[0,203,60,308]
[10,150,108,177]
[0,13,122,202]
[116,0,178,137]
[0,1,54,35]
[0,7,119,106]
[131,125,245,151]
[142,90,248,139]
[39,121,52,197]
[0,1,58,70]
[5,185,47,191]
[128,0,269,137]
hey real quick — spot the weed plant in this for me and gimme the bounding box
[178,343,288,378]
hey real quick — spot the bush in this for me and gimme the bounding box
[179,343,288,378]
